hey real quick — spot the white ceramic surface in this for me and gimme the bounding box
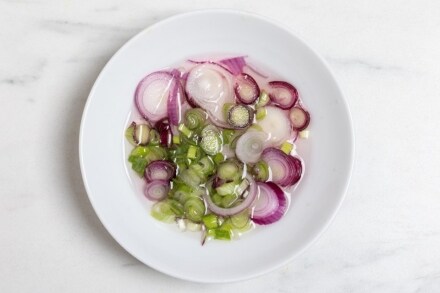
[79,10,354,282]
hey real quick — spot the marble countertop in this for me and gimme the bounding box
[1,0,440,292]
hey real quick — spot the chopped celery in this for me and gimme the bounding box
[211,193,223,206]
[217,160,240,181]
[149,129,160,145]
[198,156,215,175]
[178,168,202,187]
[222,103,235,120]
[171,183,193,204]
[230,209,250,229]
[252,160,269,182]
[200,125,221,155]
[184,198,205,222]
[280,141,294,154]
[172,135,181,145]
[125,123,136,146]
[184,108,207,130]
[256,90,269,108]
[128,156,148,176]
[216,182,237,196]
[222,129,235,144]
[256,107,267,120]
[168,199,184,216]
[208,228,231,240]
[133,124,150,145]
[202,214,219,229]
[221,193,238,207]
[178,123,193,138]
[151,201,175,223]
[212,153,225,165]
[128,146,167,176]
[235,179,249,196]
[249,124,263,131]
[227,105,252,128]
[187,145,200,159]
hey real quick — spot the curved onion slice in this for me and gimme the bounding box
[185,64,235,127]
[204,174,257,216]
[234,73,260,104]
[289,107,310,131]
[268,81,299,109]
[135,71,176,122]
[252,182,287,225]
[262,148,303,187]
[235,131,269,163]
[256,106,292,145]
[167,70,185,126]
[144,160,176,182]
[144,180,170,201]
[155,119,172,146]
[219,56,246,75]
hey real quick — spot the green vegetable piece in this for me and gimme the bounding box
[222,103,235,120]
[184,108,207,130]
[133,124,150,145]
[149,129,160,146]
[178,123,193,138]
[256,90,269,108]
[217,160,240,181]
[227,105,253,128]
[230,209,250,229]
[129,156,148,176]
[178,168,202,187]
[202,214,219,229]
[212,153,225,165]
[280,141,294,154]
[125,123,137,146]
[168,199,184,216]
[172,135,181,145]
[252,160,269,182]
[211,193,223,206]
[151,201,175,223]
[216,182,237,196]
[208,228,231,240]
[256,107,267,120]
[200,125,222,155]
[184,198,205,222]
[221,193,238,208]
[187,145,200,159]
[222,129,236,144]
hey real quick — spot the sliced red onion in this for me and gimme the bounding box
[167,70,184,126]
[289,107,310,131]
[144,160,176,182]
[204,174,257,216]
[135,71,175,122]
[262,148,303,187]
[268,81,299,110]
[235,131,269,163]
[245,64,268,79]
[185,63,235,128]
[219,56,246,75]
[234,73,260,105]
[251,182,287,225]
[144,180,170,201]
[155,119,172,146]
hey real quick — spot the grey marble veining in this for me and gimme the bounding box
[1,0,440,292]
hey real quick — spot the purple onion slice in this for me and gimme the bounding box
[251,182,287,225]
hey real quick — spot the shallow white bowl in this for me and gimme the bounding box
[79,10,354,283]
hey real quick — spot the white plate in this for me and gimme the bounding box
[79,10,354,283]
